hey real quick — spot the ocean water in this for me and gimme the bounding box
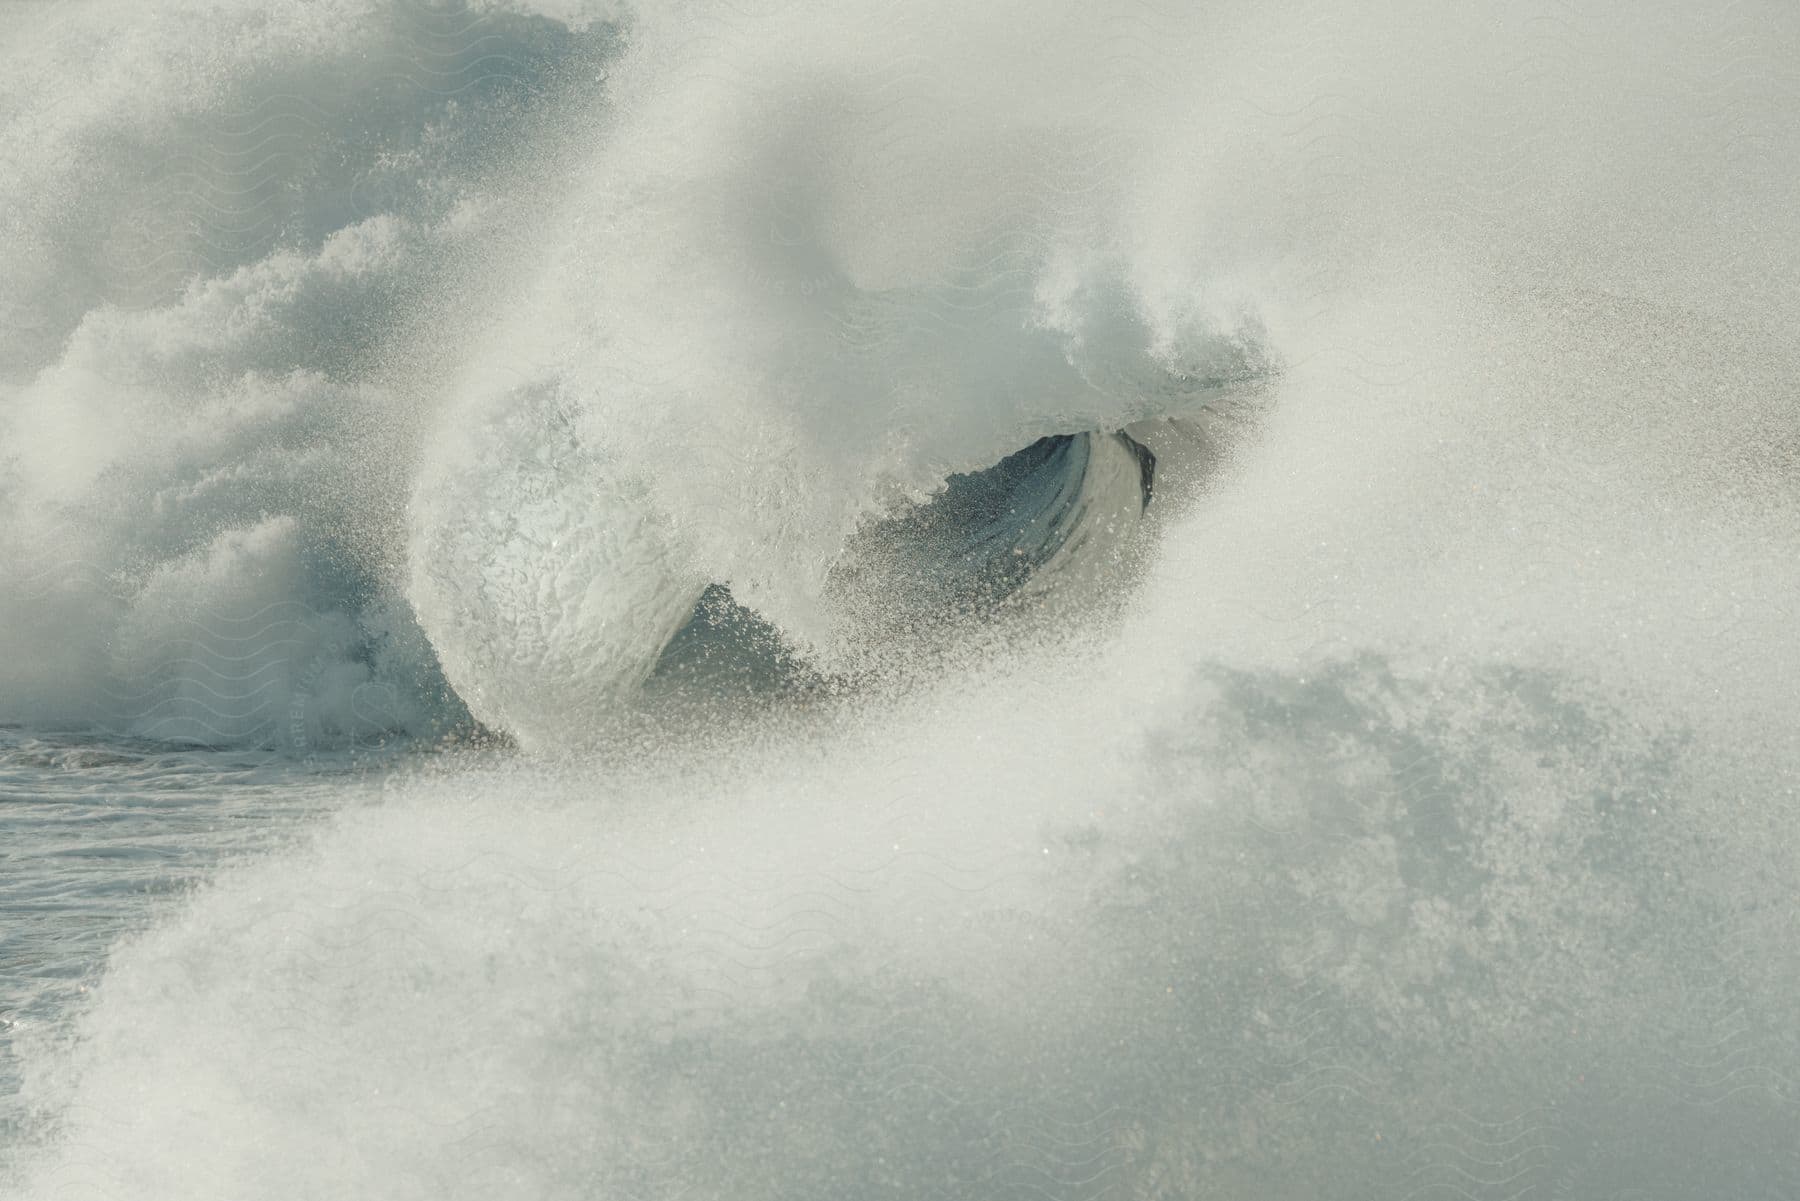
[3,1,1798,1197]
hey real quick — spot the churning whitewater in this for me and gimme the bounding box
[2,0,1798,1198]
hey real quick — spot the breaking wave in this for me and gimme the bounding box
[2,0,1798,1196]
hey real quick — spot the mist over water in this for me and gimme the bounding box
[2,0,1798,1197]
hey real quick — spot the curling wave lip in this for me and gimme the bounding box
[821,429,1158,629]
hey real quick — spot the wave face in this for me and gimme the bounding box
[4,0,1800,1197]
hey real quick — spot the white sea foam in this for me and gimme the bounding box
[3,0,1798,1196]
